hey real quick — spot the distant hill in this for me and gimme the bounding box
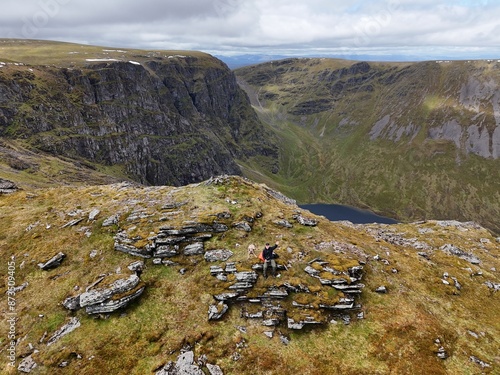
[235,57,500,234]
[0,39,278,188]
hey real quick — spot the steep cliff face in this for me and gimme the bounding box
[0,49,277,185]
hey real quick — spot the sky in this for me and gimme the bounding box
[1,0,500,62]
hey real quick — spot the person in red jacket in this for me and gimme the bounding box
[262,241,279,278]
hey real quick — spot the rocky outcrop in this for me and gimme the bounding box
[0,178,18,194]
[63,274,145,315]
[38,252,66,270]
[0,53,278,186]
[209,257,364,331]
[155,351,223,375]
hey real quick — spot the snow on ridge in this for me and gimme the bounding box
[128,61,141,65]
[85,58,120,62]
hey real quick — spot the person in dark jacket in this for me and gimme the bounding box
[262,241,279,278]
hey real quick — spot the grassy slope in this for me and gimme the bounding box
[0,176,499,374]
[235,58,500,234]
[0,39,215,67]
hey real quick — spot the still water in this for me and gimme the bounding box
[300,203,398,224]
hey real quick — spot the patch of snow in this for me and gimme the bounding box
[128,60,141,65]
[103,49,127,53]
[85,58,120,62]
[167,55,187,59]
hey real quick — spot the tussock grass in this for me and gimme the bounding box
[0,176,499,374]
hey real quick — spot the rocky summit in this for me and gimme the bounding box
[0,175,499,374]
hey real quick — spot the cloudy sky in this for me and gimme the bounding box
[1,0,499,61]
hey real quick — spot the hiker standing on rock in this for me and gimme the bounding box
[262,241,279,278]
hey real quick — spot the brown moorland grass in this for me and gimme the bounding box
[0,176,499,374]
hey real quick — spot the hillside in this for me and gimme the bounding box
[1,175,499,374]
[235,58,500,234]
[0,39,278,188]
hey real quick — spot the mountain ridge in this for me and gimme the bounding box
[235,57,500,234]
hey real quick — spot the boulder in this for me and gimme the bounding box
[154,245,179,258]
[232,222,252,232]
[62,295,81,310]
[294,214,318,226]
[85,286,145,314]
[88,208,100,221]
[206,363,224,375]
[66,274,145,315]
[375,286,387,293]
[0,178,18,193]
[156,351,204,375]
[102,214,119,227]
[184,242,204,256]
[204,249,234,262]
[114,241,152,258]
[208,302,228,320]
[38,252,66,270]
[127,260,144,272]
[274,219,293,228]
[213,292,239,301]
[18,355,37,373]
[234,271,258,283]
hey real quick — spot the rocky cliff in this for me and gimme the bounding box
[0,40,277,186]
[236,58,500,234]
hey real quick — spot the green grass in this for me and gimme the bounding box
[1,176,498,374]
[235,58,500,234]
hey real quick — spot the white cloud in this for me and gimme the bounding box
[0,0,499,60]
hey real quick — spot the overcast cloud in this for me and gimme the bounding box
[1,0,499,60]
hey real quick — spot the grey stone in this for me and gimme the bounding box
[47,317,81,346]
[304,265,320,277]
[206,363,224,375]
[88,208,100,221]
[38,252,66,270]
[85,286,145,314]
[208,302,229,320]
[274,219,293,228]
[62,295,81,310]
[184,242,204,256]
[210,265,225,275]
[440,244,480,264]
[127,260,144,272]
[156,351,204,375]
[234,271,258,283]
[18,355,37,373]
[225,262,237,273]
[114,242,152,258]
[102,214,119,227]
[204,249,234,262]
[154,245,179,258]
[229,282,254,290]
[0,178,18,194]
[469,355,491,369]
[294,214,318,226]
[61,218,84,228]
[80,275,140,307]
[288,318,304,330]
[232,222,252,232]
[213,293,239,301]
